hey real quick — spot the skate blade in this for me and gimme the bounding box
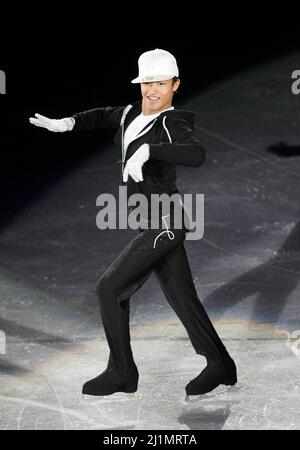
[81,391,141,402]
[184,383,241,402]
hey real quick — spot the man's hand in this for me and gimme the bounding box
[29,114,75,132]
[123,144,150,183]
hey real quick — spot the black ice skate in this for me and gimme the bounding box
[82,363,139,396]
[185,357,237,396]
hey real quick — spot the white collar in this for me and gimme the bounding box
[140,106,174,119]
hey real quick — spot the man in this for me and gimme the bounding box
[29,48,237,397]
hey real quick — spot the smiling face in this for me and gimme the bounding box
[140,78,180,115]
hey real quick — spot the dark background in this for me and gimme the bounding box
[1,20,300,215]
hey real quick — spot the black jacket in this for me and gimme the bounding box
[72,100,205,200]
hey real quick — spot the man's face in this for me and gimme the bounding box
[140,78,180,115]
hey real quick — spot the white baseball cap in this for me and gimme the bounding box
[131,48,179,84]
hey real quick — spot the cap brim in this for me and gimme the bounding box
[131,75,176,84]
[131,76,141,84]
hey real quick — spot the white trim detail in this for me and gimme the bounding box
[121,105,133,177]
[153,215,175,249]
[120,104,133,126]
[163,116,172,143]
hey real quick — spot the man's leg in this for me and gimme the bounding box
[82,226,186,396]
[154,243,237,395]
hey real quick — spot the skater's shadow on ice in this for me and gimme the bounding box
[203,221,300,326]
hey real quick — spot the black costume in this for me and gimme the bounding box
[71,101,237,396]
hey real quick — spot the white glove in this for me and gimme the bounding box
[123,144,150,183]
[29,113,75,132]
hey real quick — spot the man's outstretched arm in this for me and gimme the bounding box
[29,105,126,132]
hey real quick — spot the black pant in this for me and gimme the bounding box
[96,218,230,374]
